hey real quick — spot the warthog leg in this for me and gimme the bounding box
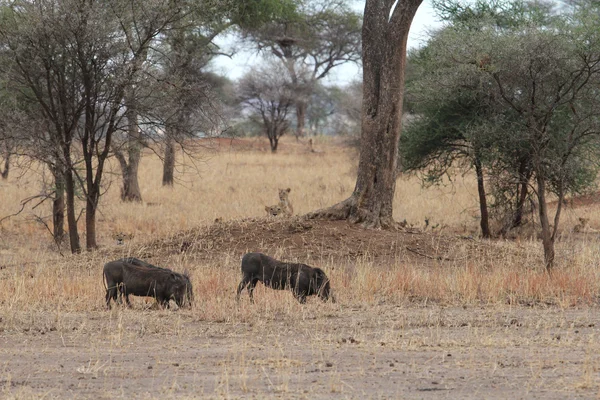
[247,278,259,303]
[236,277,250,302]
[237,276,260,303]
[295,293,307,304]
[106,286,118,309]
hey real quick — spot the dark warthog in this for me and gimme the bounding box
[236,252,334,303]
[103,258,193,309]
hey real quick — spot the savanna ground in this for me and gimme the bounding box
[1,137,600,399]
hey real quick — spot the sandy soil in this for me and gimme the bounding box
[2,304,599,399]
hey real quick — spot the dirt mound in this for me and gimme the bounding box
[145,217,510,267]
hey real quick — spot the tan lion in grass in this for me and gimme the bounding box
[265,205,283,217]
[112,232,134,245]
[265,188,293,217]
[574,217,590,233]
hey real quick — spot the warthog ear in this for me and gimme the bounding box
[170,273,177,280]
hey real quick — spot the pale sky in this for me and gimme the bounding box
[210,0,444,86]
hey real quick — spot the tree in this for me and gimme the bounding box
[400,14,532,239]
[157,0,297,186]
[0,90,15,180]
[402,0,600,269]
[400,89,498,238]
[0,0,183,252]
[306,83,336,135]
[329,80,362,137]
[238,64,295,152]
[244,0,362,138]
[488,28,600,270]
[0,66,68,245]
[308,0,423,228]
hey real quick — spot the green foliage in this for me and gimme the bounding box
[432,0,557,29]
[231,0,299,28]
[402,0,600,239]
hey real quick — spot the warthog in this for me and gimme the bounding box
[103,258,193,309]
[236,252,334,303]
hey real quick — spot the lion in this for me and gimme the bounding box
[112,232,134,245]
[265,188,293,217]
[574,217,590,233]
[277,188,293,216]
[265,205,283,217]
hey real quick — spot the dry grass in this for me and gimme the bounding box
[2,136,600,310]
[1,136,600,398]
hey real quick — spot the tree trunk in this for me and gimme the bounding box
[512,159,531,228]
[0,152,9,179]
[307,0,423,228]
[119,92,143,202]
[513,174,529,227]
[295,101,307,139]
[64,167,81,253]
[271,137,278,153]
[52,166,65,246]
[85,186,98,250]
[474,155,491,238]
[535,172,554,271]
[267,126,279,152]
[162,134,176,186]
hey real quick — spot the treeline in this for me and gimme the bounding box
[0,0,362,253]
[401,0,600,269]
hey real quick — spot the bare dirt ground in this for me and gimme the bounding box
[2,218,600,399]
[2,305,599,399]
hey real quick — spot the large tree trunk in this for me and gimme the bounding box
[474,154,491,238]
[307,0,423,228]
[118,92,143,202]
[162,133,176,186]
[51,166,65,246]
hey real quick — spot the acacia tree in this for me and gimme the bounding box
[486,27,600,269]
[158,11,221,187]
[401,0,558,239]
[154,0,297,186]
[403,0,600,269]
[244,0,361,138]
[238,64,295,152]
[0,0,183,252]
[309,0,423,228]
[0,67,69,244]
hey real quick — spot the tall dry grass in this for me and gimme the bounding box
[0,137,481,247]
[1,136,600,318]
